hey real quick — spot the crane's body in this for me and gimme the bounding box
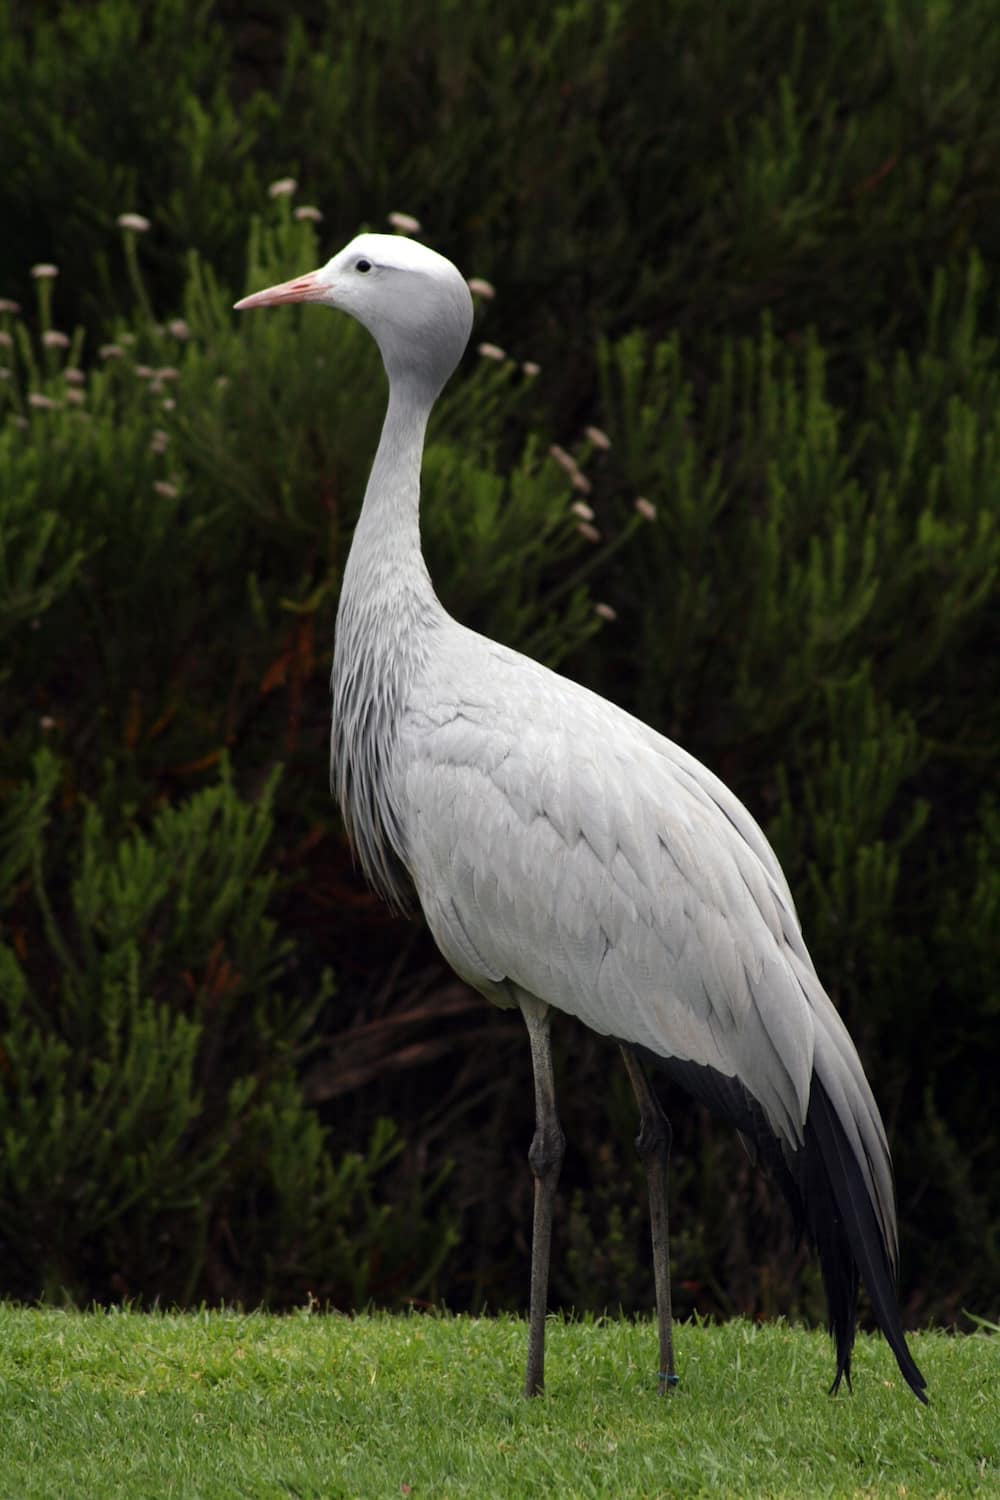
[342,587,837,1148]
[236,233,927,1404]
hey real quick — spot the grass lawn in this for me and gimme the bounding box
[0,1306,996,1498]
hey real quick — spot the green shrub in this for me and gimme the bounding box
[0,750,454,1305]
[1,0,997,1329]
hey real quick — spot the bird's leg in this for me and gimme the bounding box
[619,1044,677,1394]
[520,995,565,1398]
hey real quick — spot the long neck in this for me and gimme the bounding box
[330,375,443,909]
[340,378,438,616]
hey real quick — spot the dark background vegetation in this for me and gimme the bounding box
[1,0,997,1336]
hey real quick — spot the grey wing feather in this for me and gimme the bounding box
[401,631,824,1147]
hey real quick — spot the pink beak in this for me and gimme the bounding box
[233,267,328,311]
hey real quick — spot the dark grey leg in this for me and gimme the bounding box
[520,995,565,1397]
[619,1043,677,1393]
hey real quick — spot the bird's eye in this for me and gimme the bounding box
[356,259,372,274]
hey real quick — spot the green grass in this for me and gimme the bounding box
[0,1307,995,1498]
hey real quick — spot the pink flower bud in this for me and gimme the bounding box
[549,444,578,476]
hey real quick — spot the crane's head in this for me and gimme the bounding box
[234,232,474,397]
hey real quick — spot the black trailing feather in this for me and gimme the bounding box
[642,1049,928,1403]
[804,1074,927,1402]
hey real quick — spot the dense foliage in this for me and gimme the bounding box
[1,0,997,1330]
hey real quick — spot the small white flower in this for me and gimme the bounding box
[268,177,298,198]
[570,500,595,522]
[548,443,579,476]
[634,496,657,521]
[0,331,11,348]
[156,366,180,381]
[64,388,85,405]
[63,368,86,384]
[99,343,125,359]
[0,367,10,380]
[576,521,601,544]
[477,342,506,362]
[161,397,176,411]
[571,471,593,495]
[119,332,136,345]
[154,480,179,498]
[31,264,59,279]
[521,361,541,377]
[594,602,617,622]
[388,211,421,234]
[117,212,150,233]
[585,425,611,451]
[294,205,324,223]
[40,715,57,731]
[150,428,170,453]
[28,392,58,409]
[167,318,191,340]
[214,375,230,390]
[0,297,21,314]
[42,329,70,349]
[467,277,496,300]
[134,364,155,379]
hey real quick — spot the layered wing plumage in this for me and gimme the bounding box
[403,629,857,1149]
